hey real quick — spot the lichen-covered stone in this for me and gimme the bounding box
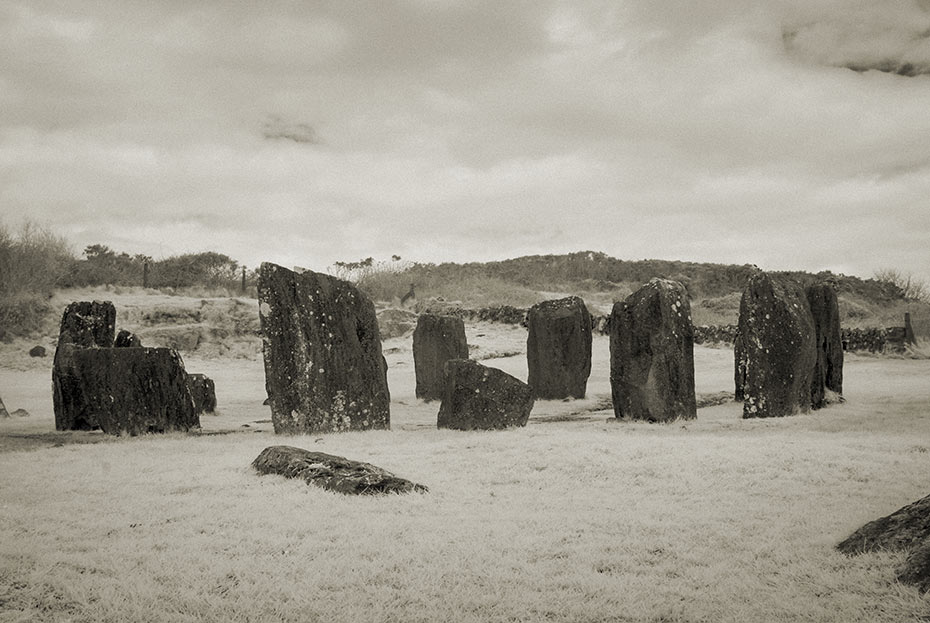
[52,300,117,431]
[258,263,390,434]
[609,279,696,422]
[187,373,217,414]
[66,347,199,436]
[526,296,592,399]
[413,314,468,401]
[737,272,816,418]
[437,359,533,430]
[806,283,844,408]
[252,445,427,495]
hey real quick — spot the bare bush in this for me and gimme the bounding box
[874,268,929,302]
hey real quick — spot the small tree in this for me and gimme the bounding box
[874,268,929,302]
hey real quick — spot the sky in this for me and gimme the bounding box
[1,0,929,284]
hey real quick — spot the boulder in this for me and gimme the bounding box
[806,283,844,408]
[837,493,930,555]
[413,314,469,401]
[11,409,29,417]
[187,373,217,414]
[609,279,696,422]
[52,300,117,431]
[115,329,143,348]
[526,296,592,399]
[252,445,427,495]
[437,359,533,430]
[258,263,390,434]
[377,308,418,340]
[28,345,46,357]
[736,272,816,418]
[65,347,199,435]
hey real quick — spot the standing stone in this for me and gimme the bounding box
[806,283,844,409]
[413,314,468,401]
[437,359,533,430]
[737,272,816,418]
[258,263,390,434]
[609,278,696,422]
[905,312,918,345]
[187,373,217,414]
[52,300,116,431]
[526,296,592,399]
[734,331,747,401]
[67,347,198,435]
[0,396,8,418]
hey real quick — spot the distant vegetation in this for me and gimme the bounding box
[1,221,926,339]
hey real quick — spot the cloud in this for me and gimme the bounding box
[781,0,930,76]
[261,116,321,144]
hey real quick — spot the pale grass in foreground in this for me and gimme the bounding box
[3,396,930,622]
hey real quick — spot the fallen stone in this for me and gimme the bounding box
[115,329,143,348]
[610,278,696,422]
[526,296,592,399]
[66,347,199,436]
[11,409,29,417]
[187,373,217,414]
[258,263,390,434]
[413,314,469,401]
[837,493,930,555]
[28,345,46,357]
[252,445,427,495]
[736,272,816,418]
[437,359,533,430]
[52,300,117,431]
[806,283,844,409]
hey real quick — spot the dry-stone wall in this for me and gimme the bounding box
[609,278,696,422]
[526,296,592,399]
[258,263,390,434]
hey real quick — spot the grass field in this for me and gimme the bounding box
[2,327,930,622]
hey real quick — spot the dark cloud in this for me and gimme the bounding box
[261,116,321,144]
[781,1,930,77]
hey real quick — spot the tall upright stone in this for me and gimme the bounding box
[905,312,918,345]
[526,296,593,399]
[413,314,468,401]
[67,347,199,435]
[737,272,816,418]
[734,331,747,401]
[610,279,696,422]
[806,283,844,408]
[52,300,116,431]
[258,263,390,434]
